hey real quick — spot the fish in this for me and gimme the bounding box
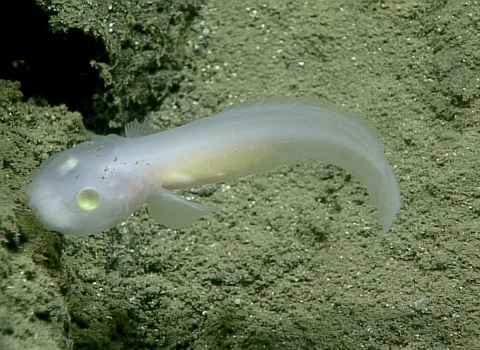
[27,98,400,236]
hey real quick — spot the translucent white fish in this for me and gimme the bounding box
[27,98,400,236]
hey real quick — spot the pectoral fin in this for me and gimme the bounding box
[146,188,216,228]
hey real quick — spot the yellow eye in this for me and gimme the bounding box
[77,188,100,211]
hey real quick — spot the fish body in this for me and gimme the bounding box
[27,98,400,236]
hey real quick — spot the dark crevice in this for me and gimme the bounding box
[0,0,110,132]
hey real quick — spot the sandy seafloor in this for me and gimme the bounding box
[1,1,480,349]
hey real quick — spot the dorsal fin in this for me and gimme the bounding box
[125,119,158,138]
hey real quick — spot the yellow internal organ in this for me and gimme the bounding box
[77,188,100,211]
[163,145,279,189]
